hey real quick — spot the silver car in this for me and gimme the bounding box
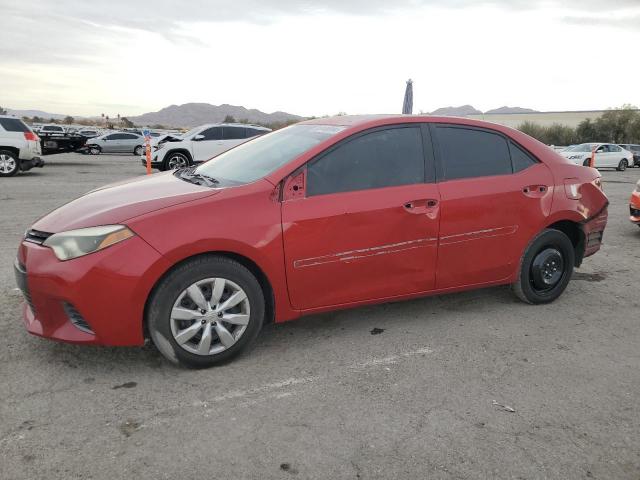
[86,132,144,155]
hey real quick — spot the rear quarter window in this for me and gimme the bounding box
[0,118,30,133]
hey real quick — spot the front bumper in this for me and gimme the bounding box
[140,156,161,169]
[630,191,640,224]
[15,234,171,346]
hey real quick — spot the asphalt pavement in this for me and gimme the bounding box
[1,153,639,479]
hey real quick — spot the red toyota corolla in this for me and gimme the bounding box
[15,115,609,367]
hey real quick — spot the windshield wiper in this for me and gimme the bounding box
[175,167,220,187]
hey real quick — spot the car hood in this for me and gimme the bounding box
[32,172,219,233]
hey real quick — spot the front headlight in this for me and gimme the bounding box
[43,225,135,261]
[156,142,166,151]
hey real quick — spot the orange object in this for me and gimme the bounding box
[145,138,152,175]
[589,147,596,168]
[630,186,640,226]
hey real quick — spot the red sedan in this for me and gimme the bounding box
[15,115,609,367]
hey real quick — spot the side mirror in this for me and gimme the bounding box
[194,134,205,141]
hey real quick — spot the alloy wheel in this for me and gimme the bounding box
[0,153,17,174]
[167,154,189,169]
[170,277,250,356]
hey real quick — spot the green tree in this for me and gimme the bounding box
[223,115,236,123]
[121,117,135,128]
[63,115,74,125]
[0,106,7,115]
[32,116,42,123]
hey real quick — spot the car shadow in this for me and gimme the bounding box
[25,285,515,372]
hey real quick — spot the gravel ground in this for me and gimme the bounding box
[1,153,639,480]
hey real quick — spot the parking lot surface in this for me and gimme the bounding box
[1,153,639,479]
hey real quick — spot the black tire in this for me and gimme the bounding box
[512,229,575,305]
[147,256,265,368]
[0,150,20,177]
[617,159,628,171]
[164,151,191,170]
[134,145,144,156]
[582,159,591,167]
[88,145,101,155]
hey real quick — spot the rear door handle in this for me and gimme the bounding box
[403,199,439,213]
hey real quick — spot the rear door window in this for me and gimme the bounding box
[222,126,246,140]
[0,118,30,132]
[435,126,511,180]
[509,141,538,172]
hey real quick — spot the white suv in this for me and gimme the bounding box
[142,123,271,171]
[0,116,44,177]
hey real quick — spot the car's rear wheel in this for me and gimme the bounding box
[165,152,191,170]
[134,145,144,156]
[88,145,101,155]
[147,256,265,368]
[582,159,591,167]
[512,229,575,304]
[617,159,628,171]
[0,150,20,177]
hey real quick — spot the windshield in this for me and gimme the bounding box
[194,124,345,184]
[565,143,598,152]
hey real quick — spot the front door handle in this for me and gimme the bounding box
[403,199,439,213]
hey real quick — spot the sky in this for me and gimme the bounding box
[0,0,639,118]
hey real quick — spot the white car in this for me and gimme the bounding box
[0,115,44,177]
[560,143,634,171]
[37,124,66,136]
[143,123,271,171]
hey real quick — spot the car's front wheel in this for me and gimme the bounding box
[134,145,144,156]
[147,256,265,368]
[165,152,191,170]
[88,145,101,155]
[512,229,575,304]
[0,150,20,177]
[617,159,628,171]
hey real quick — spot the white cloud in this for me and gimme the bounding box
[0,0,639,116]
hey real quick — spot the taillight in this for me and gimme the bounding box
[24,132,39,141]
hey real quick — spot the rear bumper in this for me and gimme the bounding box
[20,157,44,171]
[630,192,640,224]
[581,205,608,259]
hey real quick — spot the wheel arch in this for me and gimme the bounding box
[544,219,585,267]
[143,250,276,339]
[0,146,20,156]
[163,148,193,168]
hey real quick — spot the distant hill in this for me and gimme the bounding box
[430,105,482,116]
[6,109,68,120]
[485,106,538,114]
[129,103,304,128]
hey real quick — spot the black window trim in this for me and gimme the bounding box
[301,123,436,198]
[429,123,539,182]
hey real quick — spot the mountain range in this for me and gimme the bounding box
[5,104,539,127]
[430,105,538,116]
[129,103,304,127]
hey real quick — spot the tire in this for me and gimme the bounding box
[164,151,191,170]
[616,159,628,171]
[88,145,101,155]
[0,150,20,177]
[134,145,143,156]
[512,229,575,305]
[147,256,265,368]
[582,159,591,167]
